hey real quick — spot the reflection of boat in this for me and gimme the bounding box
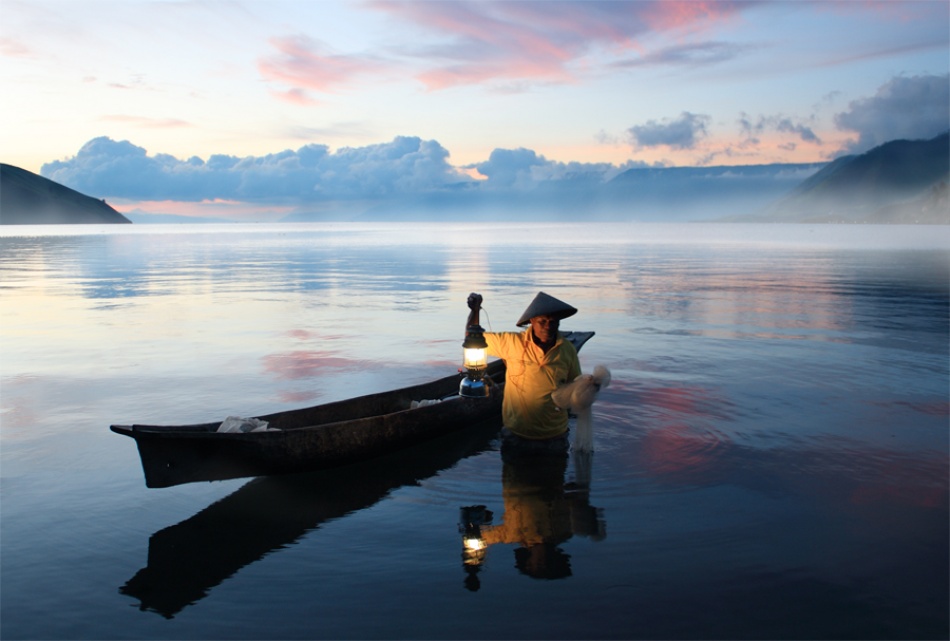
[112,331,594,488]
[121,422,501,618]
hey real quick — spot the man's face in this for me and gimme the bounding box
[530,314,559,344]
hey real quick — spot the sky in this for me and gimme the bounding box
[2,0,948,220]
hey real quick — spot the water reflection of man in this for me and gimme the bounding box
[466,291,582,455]
[460,453,605,590]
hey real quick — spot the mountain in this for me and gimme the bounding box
[605,163,825,221]
[282,162,827,223]
[754,132,949,224]
[1,163,131,224]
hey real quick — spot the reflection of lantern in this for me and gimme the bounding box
[463,536,486,554]
[460,324,489,398]
[459,505,492,570]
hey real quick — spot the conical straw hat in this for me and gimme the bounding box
[516,291,578,327]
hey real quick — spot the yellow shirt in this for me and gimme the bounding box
[485,328,581,439]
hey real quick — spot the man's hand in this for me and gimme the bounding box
[467,293,483,310]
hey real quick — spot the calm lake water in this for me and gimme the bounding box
[1,222,948,640]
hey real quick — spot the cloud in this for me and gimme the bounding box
[833,74,949,153]
[258,34,389,101]
[272,88,321,106]
[0,36,34,58]
[41,136,468,202]
[254,1,758,97]
[738,113,821,145]
[472,147,634,190]
[384,1,582,89]
[612,40,752,69]
[367,0,751,90]
[41,135,640,209]
[473,148,546,189]
[628,112,711,149]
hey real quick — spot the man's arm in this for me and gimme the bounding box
[466,292,483,329]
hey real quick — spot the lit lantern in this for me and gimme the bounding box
[460,323,490,398]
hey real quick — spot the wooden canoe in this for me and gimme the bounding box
[111,331,594,488]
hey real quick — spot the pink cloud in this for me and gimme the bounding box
[258,34,386,97]
[375,1,582,89]
[370,0,750,90]
[272,87,321,106]
[0,37,33,58]
[639,0,746,32]
[258,2,755,95]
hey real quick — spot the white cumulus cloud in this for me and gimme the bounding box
[42,136,468,202]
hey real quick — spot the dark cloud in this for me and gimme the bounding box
[776,118,819,143]
[628,112,711,149]
[738,113,821,145]
[41,136,467,202]
[612,41,753,69]
[834,74,949,153]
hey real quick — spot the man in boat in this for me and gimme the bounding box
[466,291,581,455]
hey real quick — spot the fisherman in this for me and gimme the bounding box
[466,291,582,455]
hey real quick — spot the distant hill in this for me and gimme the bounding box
[1,163,131,224]
[753,132,949,224]
[605,163,825,221]
[283,162,827,223]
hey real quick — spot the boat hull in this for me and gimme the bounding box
[111,331,593,488]
[114,380,502,488]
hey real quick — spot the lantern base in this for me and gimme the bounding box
[459,376,490,398]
